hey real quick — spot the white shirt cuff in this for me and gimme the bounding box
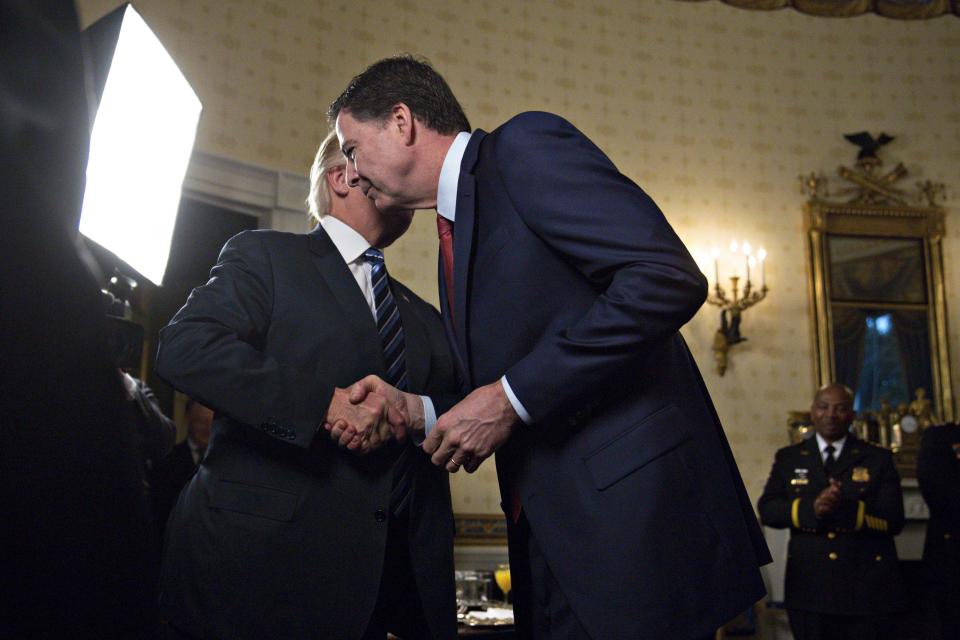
[415,395,437,445]
[501,375,532,425]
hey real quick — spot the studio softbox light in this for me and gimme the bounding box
[80,3,202,286]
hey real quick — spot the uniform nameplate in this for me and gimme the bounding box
[852,466,870,482]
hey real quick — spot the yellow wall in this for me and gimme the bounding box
[77,0,960,512]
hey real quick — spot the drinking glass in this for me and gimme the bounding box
[494,563,511,603]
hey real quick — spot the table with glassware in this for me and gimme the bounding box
[456,564,514,637]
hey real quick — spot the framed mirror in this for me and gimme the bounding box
[805,199,953,423]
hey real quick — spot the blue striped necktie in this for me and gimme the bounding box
[364,248,408,391]
[364,248,414,515]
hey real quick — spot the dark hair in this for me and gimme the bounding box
[328,55,470,134]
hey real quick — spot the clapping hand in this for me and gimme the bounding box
[813,478,843,518]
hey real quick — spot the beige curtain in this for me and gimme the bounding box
[677,0,959,20]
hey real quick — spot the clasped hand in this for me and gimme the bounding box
[329,376,518,471]
[323,386,408,454]
[423,380,518,474]
[324,374,432,453]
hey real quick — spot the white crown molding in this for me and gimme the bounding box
[181,149,312,234]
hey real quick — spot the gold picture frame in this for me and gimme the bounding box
[804,195,954,423]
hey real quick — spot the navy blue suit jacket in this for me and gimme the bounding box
[156,227,460,639]
[440,112,771,638]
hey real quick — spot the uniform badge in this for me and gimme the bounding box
[791,468,809,486]
[852,467,870,482]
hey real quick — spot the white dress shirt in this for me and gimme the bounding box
[437,132,533,425]
[815,432,846,464]
[318,215,437,434]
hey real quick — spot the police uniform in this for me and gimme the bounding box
[917,423,960,639]
[758,434,905,639]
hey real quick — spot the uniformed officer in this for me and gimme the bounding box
[758,383,905,640]
[917,421,960,639]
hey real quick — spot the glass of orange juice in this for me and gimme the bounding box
[494,563,511,603]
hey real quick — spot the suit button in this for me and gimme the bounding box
[875,555,883,561]
[374,509,387,523]
[827,532,836,539]
[945,533,952,540]
[828,552,838,560]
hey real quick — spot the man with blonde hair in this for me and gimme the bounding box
[155,130,460,639]
[306,130,346,224]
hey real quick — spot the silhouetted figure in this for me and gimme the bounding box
[1,2,159,637]
[917,422,960,639]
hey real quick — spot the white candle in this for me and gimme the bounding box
[758,248,767,287]
[742,242,752,284]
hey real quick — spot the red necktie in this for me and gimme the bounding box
[437,214,455,320]
[438,213,521,523]
[509,487,522,524]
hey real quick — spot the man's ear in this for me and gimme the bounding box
[326,165,350,197]
[391,103,415,145]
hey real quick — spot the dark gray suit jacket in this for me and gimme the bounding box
[155,226,459,639]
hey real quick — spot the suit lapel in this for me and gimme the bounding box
[391,281,429,392]
[452,175,475,365]
[307,227,383,370]
[438,258,470,391]
[448,130,486,389]
[805,434,863,481]
[831,435,864,478]
[804,436,829,483]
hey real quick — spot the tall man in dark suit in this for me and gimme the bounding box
[758,384,905,640]
[329,55,770,640]
[154,131,460,640]
[917,421,960,639]
[3,2,160,636]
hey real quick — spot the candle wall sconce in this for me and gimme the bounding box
[706,240,769,375]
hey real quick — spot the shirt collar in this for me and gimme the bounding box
[436,131,473,222]
[815,432,847,457]
[319,214,371,264]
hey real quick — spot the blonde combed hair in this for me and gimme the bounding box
[306,130,346,225]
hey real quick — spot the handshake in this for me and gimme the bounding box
[322,375,420,454]
[321,375,521,474]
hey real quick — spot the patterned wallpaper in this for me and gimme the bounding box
[77,0,960,514]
